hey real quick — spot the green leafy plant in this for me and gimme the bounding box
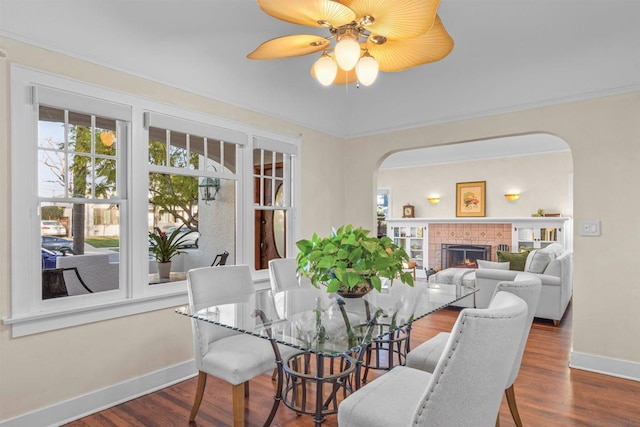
[296,224,414,293]
[148,227,194,263]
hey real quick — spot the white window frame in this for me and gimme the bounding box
[250,137,298,277]
[246,135,300,283]
[4,65,301,336]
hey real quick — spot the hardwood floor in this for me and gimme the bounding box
[67,302,640,426]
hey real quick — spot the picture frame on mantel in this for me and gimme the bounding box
[456,181,486,217]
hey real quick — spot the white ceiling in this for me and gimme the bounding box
[1,0,639,140]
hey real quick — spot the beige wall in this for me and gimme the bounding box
[0,37,345,420]
[345,95,640,364]
[378,151,573,219]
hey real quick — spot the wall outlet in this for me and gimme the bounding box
[580,220,600,236]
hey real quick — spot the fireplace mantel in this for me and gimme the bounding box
[385,217,570,224]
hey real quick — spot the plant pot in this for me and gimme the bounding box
[157,261,171,279]
[336,281,374,298]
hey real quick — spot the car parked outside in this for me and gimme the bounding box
[164,226,200,248]
[41,220,67,236]
[41,236,75,254]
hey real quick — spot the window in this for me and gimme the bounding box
[7,66,299,336]
[37,105,125,297]
[377,189,390,237]
[252,138,297,270]
[145,114,245,284]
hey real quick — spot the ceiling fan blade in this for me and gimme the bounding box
[366,15,453,72]
[339,0,440,39]
[258,0,355,28]
[248,34,329,59]
[310,60,358,85]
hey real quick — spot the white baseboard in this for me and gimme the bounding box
[0,360,197,427]
[570,351,640,382]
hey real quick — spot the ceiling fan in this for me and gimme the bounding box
[247,0,454,87]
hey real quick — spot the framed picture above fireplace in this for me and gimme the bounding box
[456,181,486,217]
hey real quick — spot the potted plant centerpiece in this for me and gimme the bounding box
[296,224,414,297]
[149,227,194,279]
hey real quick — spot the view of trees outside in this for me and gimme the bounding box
[148,134,199,231]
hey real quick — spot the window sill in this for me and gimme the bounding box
[3,290,190,337]
[3,274,275,337]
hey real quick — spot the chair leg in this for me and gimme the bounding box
[244,381,250,398]
[505,384,523,427]
[189,371,207,422]
[232,383,246,427]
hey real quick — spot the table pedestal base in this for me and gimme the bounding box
[282,353,356,426]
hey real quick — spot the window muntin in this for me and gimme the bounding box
[148,126,238,174]
[38,106,120,200]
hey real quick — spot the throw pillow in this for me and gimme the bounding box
[497,251,529,271]
[477,260,510,270]
[526,247,556,274]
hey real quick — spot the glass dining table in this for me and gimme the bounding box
[176,281,476,426]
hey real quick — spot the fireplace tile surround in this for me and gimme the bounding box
[428,223,512,270]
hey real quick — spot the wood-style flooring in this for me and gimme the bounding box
[67,302,640,426]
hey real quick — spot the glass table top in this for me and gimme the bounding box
[177,282,476,355]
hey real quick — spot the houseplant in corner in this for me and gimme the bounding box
[148,227,194,279]
[296,224,414,297]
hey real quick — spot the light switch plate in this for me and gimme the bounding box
[580,220,600,236]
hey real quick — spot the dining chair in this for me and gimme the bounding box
[187,265,277,426]
[338,291,529,427]
[268,258,329,315]
[406,275,542,426]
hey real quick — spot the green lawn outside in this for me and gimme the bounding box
[85,237,120,248]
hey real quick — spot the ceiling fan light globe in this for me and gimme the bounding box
[334,37,361,71]
[314,54,338,86]
[356,55,379,86]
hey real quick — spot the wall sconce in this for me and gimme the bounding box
[427,196,441,205]
[504,193,520,201]
[199,177,221,203]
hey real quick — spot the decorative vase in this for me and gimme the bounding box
[157,261,171,279]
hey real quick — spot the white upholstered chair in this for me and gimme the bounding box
[406,275,542,426]
[338,291,529,427]
[268,258,356,329]
[187,265,278,426]
[268,258,322,318]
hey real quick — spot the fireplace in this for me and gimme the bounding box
[441,244,491,269]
